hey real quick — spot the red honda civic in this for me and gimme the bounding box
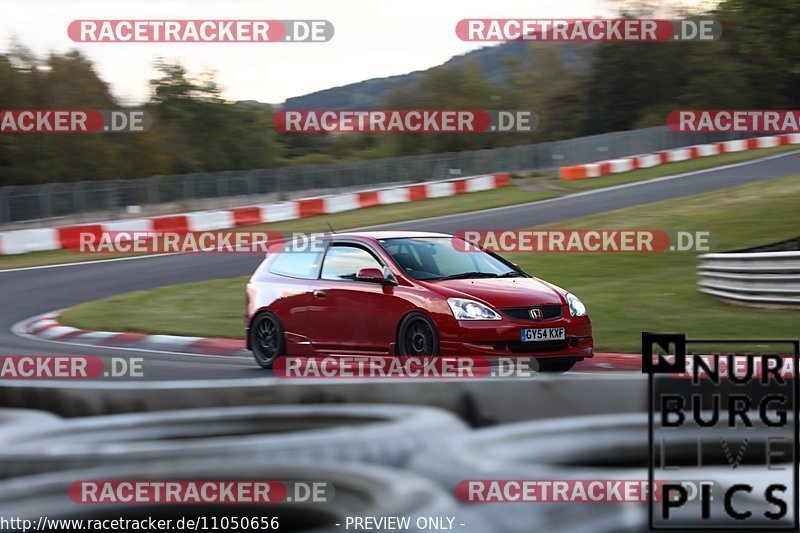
[245,231,593,372]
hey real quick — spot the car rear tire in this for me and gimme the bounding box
[535,357,578,373]
[397,312,439,357]
[250,312,285,369]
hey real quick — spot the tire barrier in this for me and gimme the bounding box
[0,460,468,532]
[698,250,800,308]
[409,413,793,532]
[0,407,60,426]
[0,375,647,424]
[0,408,62,440]
[0,404,467,478]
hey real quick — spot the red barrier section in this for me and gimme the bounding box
[408,185,428,202]
[357,191,380,208]
[230,207,263,227]
[453,179,469,194]
[296,198,325,218]
[151,215,189,235]
[58,224,104,249]
[493,173,512,187]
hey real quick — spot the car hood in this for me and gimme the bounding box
[425,277,565,307]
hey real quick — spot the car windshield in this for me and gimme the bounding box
[378,237,522,281]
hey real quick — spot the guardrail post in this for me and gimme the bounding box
[277,168,288,198]
[183,174,194,201]
[107,180,122,217]
[247,170,257,196]
[39,184,53,220]
[73,182,87,218]
[147,176,160,212]
[0,186,11,224]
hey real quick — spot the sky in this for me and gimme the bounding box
[0,0,665,105]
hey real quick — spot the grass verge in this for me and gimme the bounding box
[61,173,800,352]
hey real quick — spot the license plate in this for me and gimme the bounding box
[521,327,565,342]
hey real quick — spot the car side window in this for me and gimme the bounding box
[268,251,323,279]
[321,245,382,282]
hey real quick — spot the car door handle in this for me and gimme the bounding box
[313,290,326,298]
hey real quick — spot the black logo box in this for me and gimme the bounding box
[644,332,800,530]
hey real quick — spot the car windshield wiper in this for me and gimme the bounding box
[497,271,524,278]
[435,271,499,280]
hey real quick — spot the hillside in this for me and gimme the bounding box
[282,41,595,110]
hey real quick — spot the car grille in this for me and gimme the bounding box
[505,340,569,353]
[500,305,562,321]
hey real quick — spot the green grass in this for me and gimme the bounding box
[0,185,554,270]
[559,145,798,191]
[61,173,800,352]
[62,277,249,339]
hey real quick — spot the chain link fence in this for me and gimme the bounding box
[0,126,756,227]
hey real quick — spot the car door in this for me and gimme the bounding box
[308,242,400,355]
[256,248,324,354]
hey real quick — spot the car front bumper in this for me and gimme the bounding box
[437,315,593,359]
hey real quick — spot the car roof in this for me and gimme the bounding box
[332,231,451,241]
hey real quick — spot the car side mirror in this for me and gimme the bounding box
[356,267,396,285]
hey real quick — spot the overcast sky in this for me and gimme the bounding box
[0,0,673,105]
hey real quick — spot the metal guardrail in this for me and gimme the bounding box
[698,251,800,308]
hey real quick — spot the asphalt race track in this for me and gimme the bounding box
[1,150,798,380]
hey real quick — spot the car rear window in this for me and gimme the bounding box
[268,251,323,279]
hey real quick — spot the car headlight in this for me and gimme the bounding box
[566,292,587,317]
[447,298,502,320]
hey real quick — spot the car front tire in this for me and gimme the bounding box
[397,312,440,357]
